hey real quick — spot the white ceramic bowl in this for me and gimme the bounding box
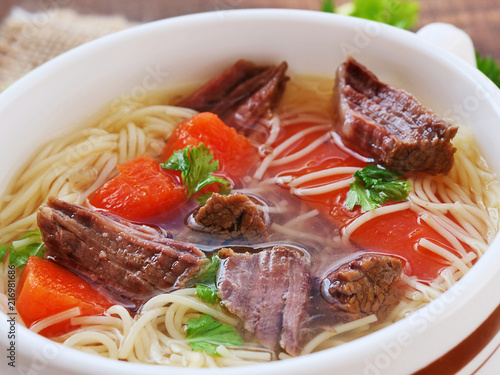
[1,9,500,375]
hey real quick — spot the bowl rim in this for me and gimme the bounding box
[2,8,500,375]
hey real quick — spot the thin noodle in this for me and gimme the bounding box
[283,209,320,228]
[301,315,378,355]
[271,132,331,167]
[287,167,360,188]
[118,307,168,359]
[418,212,468,257]
[30,307,81,334]
[417,238,470,276]
[292,178,353,196]
[264,114,281,146]
[63,332,119,360]
[342,202,412,242]
[253,125,330,180]
[164,303,185,340]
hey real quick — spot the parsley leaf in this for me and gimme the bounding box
[185,314,244,355]
[476,51,500,88]
[195,193,214,206]
[189,254,221,286]
[195,284,219,304]
[161,143,231,199]
[0,244,9,263]
[322,0,420,30]
[1,230,45,268]
[321,0,335,13]
[162,147,191,181]
[195,185,232,206]
[188,254,221,304]
[345,165,411,212]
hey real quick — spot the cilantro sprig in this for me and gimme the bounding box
[195,185,232,206]
[0,230,45,268]
[188,254,221,304]
[321,0,420,30]
[195,284,219,304]
[161,143,231,200]
[186,314,244,355]
[345,165,411,212]
[476,51,500,88]
[321,0,335,13]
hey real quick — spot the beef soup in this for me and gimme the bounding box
[0,55,499,368]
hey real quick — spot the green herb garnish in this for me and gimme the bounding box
[188,254,221,304]
[345,165,411,212]
[0,230,45,268]
[195,185,232,206]
[185,314,244,355]
[195,284,219,304]
[189,254,221,286]
[161,143,231,199]
[476,51,500,88]
[321,0,420,30]
[321,0,335,13]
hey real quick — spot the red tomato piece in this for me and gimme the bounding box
[16,256,113,337]
[89,155,185,220]
[162,112,258,181]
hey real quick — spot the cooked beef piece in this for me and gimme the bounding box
[37,197,207,302]
[177,60,265,112]
[217,246,311,356]
[194,193,269,240]
[177,59,288,136]
[332,56,458,175]
[321,254,404,319]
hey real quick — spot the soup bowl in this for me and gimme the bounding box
[1,9,500,375]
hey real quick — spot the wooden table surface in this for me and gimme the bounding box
[0,0,499,60]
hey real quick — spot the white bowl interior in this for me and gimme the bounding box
[1,9,500,375]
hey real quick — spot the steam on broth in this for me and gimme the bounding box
[1,58,499,367]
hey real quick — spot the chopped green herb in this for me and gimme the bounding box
[476,51,500,88]
[321,0,335,13]
[1,230,45,268]
[345,165,411,212]
[195,284,219,304]
[195,185,232,206]
[321,0,420,30]
[0,244,8,263]
[161,143,231,199]
[189,254,221,286]
[188,254,221,304]
[195,193,213,206]
[185,314,244,355]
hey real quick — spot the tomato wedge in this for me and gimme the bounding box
[16,256,113,337]
[89,155,185,220]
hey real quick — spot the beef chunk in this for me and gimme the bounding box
[218,246,311,356]
[332,56,458,175]
[37,197,207,302]
[322,254,404,319]
[177,59,288,136]
[177,60,265,113]
[194,193,269,240]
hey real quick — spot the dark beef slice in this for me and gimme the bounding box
[332,56,458,175]
[37,197,207,301]
[217,246,311,356]
[194,193,269,240]
[177,59,288,136]
[322,254,404,319]
[177,60,266,112]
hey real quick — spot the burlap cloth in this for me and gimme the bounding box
[0,8,135,90]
